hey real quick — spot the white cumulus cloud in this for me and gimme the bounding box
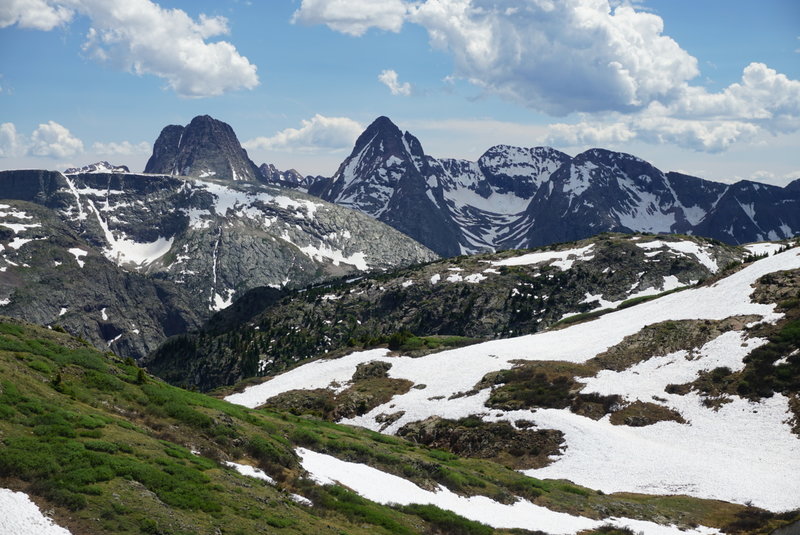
[2,0,258,98]
[292,0,408,36]
[294,0,699,114]
[547,116,762,153]
[29,121,84,158]
[0,123,26,157]
[0,0,74,30]
[666,63,800,132]
[244,115,363,152]
[546,120,636,147]
[410,0,701,115]
[291,0,800,154]
[1,121,153,161]
[547,62,800,152]
[91,140,151,155]
[378,69,412,96]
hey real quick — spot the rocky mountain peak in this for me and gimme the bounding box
[319,116,428,213]
[348,116,407,159]
[258,163,305,186]
[64,161,130,175]
[314,116,462,256]
[577,147,643,163]
[143,115,260,182]
[477,145,571,197]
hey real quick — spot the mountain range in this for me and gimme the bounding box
[138,114,800,258]
[2,112,799,364]
[299,117,800,257]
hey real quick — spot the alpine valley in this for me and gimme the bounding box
[1,114,799,535]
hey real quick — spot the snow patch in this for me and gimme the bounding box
[0,488,73,535]
[744,242,783,257]
[212,291,234,312]
[297,243,368,271]
[637,240,719,272]
[224,461,276,485]
[290,493,313,506]
[297,448,719,535]
[491,244,595,270]
[8,237,37,250]
[0,222,41,234]
[68,248,87,268]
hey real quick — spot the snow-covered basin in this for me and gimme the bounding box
[0,488,72,535]
[298,448,721,535]
[227,248,800,511]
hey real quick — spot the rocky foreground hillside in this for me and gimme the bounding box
[0,168,435,360]
[146,233,747,390]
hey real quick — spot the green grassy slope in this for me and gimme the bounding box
[0,318,796,535]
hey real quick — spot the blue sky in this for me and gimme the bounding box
[1,0,798,185]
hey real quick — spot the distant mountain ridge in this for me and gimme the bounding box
[303,117,800,256]
[64,161,130,174]
[127,114,800,258]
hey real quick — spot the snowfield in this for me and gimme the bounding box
[297,448,721,535]
[0,488,72,535]
[490,243,595,270]
[227,247,800,513]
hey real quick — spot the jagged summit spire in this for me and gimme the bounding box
[144,115,260,182]
[349,116,403,156]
